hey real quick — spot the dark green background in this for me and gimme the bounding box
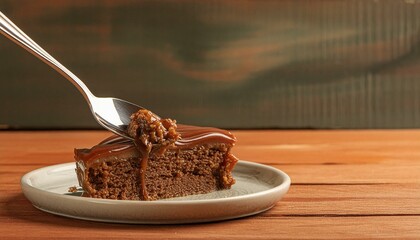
[1,0,420,129]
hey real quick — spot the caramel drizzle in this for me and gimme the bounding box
[133,138,150,200]
[176,124,236,147]
[139,155,149,200]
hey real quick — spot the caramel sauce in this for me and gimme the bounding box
[77,124,236,162]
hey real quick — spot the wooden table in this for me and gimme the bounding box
[1,130,419,239]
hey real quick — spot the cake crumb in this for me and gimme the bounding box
[68,186,78,193]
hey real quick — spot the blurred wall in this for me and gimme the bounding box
[1,0,420,129]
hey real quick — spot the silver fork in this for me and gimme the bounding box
[0,11,143,139]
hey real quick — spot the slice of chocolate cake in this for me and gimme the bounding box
[75,110,238,201]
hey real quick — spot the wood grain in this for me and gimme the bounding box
[4,1,420,129]
[1,130,420,239]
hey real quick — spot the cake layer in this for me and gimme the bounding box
[75,124,238,200]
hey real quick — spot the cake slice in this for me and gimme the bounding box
[74,109,238,200]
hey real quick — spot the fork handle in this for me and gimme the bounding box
[0,11,95,102]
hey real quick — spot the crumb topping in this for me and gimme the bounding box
[127,109,180,154]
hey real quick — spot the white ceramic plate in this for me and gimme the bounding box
[21,160,290,224]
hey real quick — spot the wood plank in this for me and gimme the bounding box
[235,144,420,164]
[276,184,420,216]
[3,1,420,130]
[289,184,420,199]
[235,130,420,164]
[277,164,420,184]
[1,216,419,239]
[234,130,420,145]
